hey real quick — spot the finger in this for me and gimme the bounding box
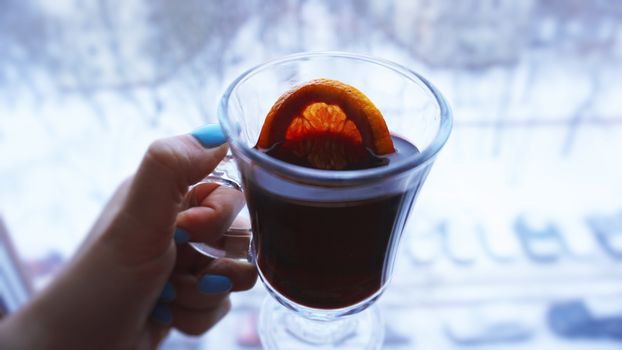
[199,258,258,292]
[171,298,231,336]
[111,125,228,248]
[126,132,227,235]
[175,253,257,292]
[170,273,231,310]
[180,181,220,210]
[176,184,245,245]
[175,214,252,273]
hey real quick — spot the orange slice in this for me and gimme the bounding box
[256,79,395,170]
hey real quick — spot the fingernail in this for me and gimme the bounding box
[198,274,232,294]
[191,124,227,148]
[174,227,189,244]
[150,303,172,325]
[158,281,175,302]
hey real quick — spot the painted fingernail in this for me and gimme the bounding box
[198,274,232,294]
[150,303,172,325]
[174,227,189,244]
[191,124,227,148]
[158,281,175,302]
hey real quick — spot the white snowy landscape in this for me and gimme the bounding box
[1,0,621,348]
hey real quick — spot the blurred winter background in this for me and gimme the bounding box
[1,0,622,349]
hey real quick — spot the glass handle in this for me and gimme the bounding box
[200,154,242,192]
[187,154,253,261]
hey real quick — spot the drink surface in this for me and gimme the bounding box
[263,135,389,170]
[247,136,419,309]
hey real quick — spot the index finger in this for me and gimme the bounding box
[176,183,245,245]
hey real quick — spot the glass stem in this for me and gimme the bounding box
[284,311,357,345]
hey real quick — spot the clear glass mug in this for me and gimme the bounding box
[191,52,452,349]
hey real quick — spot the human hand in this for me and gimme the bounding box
[0,125,257,349]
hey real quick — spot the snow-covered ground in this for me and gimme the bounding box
[1,0,621,349]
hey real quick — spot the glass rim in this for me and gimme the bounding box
[218,51,453,185]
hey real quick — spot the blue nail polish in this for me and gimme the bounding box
[159,281,176,302]
[151,303,172,325]
[198,274,232,294]
[174,227,189,244]
[191,124,227,148]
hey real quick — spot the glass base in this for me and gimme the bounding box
[258,297,384,350]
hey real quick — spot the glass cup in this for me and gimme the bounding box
[191,52,452,349]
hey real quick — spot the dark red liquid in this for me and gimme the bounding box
[246,137,420,309]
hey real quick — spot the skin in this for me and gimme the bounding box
[0,134,258,349]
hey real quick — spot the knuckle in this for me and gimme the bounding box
[144,138,191,193]
[178,324,207,337]
[205,201,227,218]
[221,298,232,314]
[238,272,259,291]
[146,139,179,169]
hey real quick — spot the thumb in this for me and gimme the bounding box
[115,124,229,247]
